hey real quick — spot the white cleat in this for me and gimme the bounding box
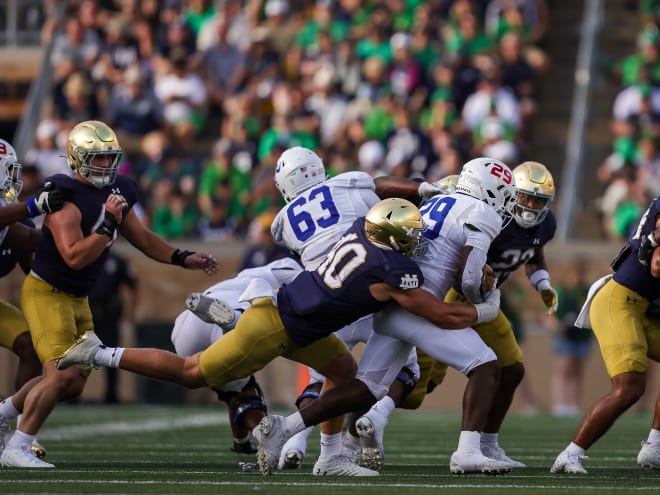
[0,413,10,455]
[450,450,512,475]
[31,439,47,459]
[278,449,304,470]
[550,451,588,474]
[313,454,379,476]
[481,444,526,468]
[186,293,235,326]
[355,415,385,471]
[0,444,54,468]
[637,440,660,470]
[56,331,102,370]
[256,415,289,476]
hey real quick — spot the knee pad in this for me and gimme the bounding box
[294,381,323,409]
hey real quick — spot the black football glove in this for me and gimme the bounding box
[638,232,658,266]
[34,181,65,214]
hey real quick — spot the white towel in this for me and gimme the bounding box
[238,277,278,306]
[574,274,613,329]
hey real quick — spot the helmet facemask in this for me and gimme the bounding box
[67,120,123,189]
[0,139,23,203]
[512,161,555,228]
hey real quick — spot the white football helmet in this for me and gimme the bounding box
[0,138,23,203]
[274,146,327,202]
[512,161,555,228]
[455,157,517,227]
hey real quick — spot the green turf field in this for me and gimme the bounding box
[1,404,657,494]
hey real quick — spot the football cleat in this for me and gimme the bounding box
[355,415,385,471]
[279,449,304,470]
[550,451,588,474]
[313,454,379,476]
[481,444,526,468]
[31,439,47,459]
[186,293,235,327]
[56,330,102,370]
[256,415,289,476]
[0,444,54,468]
[637,440,660,470]
[450,450,512,475]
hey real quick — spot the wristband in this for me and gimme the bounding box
[25,196,40,218]
[529,269,551,292]
[172,248,195,267]
[95,213,118,237]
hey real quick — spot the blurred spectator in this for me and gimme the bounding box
[24,119,70,181]
[199,16,247,120]
[151,181,199,239]
[50,17,102,70]
[357,139,386,176]
[239,211,292,271]
[262,0,299,56]
[462,63,521,132]
[53,71,101,132]
[546,259,592,417]
[105,65,164,158]
[196,0,251,53]
[154,47,208,142]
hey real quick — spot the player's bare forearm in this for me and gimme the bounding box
[374,176,421,201]
[393,287,477,329]
[0,202,31,227]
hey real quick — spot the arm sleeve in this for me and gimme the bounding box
[461,245,488,303]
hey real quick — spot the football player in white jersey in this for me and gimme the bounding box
[174,257,303,455]
[258,157,518,475]
[270,146,443,473]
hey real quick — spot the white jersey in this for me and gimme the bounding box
[357,193,502,400]
[415,193,502,299]
[271,171,379,270]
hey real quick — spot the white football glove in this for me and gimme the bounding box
[418,181,446,200]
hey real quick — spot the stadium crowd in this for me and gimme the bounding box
[23,0,550,240]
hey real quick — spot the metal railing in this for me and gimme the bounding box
[556,0,603,241]
[0,0,45,46]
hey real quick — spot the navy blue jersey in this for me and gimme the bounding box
[278,218,424,346]
[614,197,660,301]
[0,218,35,278]
[31,174,139,297]
[487,211,556,285]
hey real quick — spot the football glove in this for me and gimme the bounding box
[418,181,446,200]
[536,279,558,315]
[26,181,65,217]
[638,232,658,267]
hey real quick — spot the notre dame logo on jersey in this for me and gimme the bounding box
[399,274,419,290]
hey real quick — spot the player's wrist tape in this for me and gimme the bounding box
[529,269,551,292]
[171,248,195,267]
[25,196,40,218]
[95,213,118,237]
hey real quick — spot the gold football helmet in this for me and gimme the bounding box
[512,161,555,228]
[67,120,122,189]
[0,138,22,203]
[365,198,428,257]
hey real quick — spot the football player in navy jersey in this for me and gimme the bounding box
[0,121,217,469]
[551,196,660,473]
[0,138,64,460]
[56,198,501,476]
